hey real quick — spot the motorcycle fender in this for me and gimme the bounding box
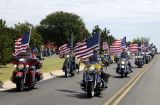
[15,72,23,78]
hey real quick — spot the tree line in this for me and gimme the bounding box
[0,11,149,65]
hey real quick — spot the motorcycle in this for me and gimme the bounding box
[11,56,43,91]
[114,54,120,63]
[135,55,144,68]
[80,61,109,98]
[116,58,129,78]
[144,52,151,64]
[62,55,79,77]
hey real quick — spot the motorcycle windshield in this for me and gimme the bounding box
[12,56,39,66]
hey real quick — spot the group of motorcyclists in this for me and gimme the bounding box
[10,44,157,97]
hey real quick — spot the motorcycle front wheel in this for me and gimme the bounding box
[87,82,94,98]
[16,79,24,92]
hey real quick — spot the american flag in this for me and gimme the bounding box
[121,36,126,48]
[129,43,138,53]
[142,41,149,51]
[110,39,122,54]
[110,37,126,55]
[74,34,99,59]
[59,43,70,55]
[13,32,30,56]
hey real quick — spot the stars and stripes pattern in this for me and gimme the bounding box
[59,43,70,55]
[110,39,122,54]
[13,32,30,56]
[74,34,99,59]
[129,43,138,53]
[109,37,126,55]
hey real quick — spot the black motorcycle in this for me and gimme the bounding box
[144,52,151,64]
[62,55,79,77]
[116,58,129,78]
[135,55,144,68]
[80,62,109,98]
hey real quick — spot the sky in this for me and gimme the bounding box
[0,0,160,51]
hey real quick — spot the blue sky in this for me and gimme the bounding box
[0,0,160,51]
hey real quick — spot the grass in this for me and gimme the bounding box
[0,64,13,82]
[41,56,64,73]
[0,56,65,82]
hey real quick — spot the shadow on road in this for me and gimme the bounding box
[56,89,103,99]
[111,75,130,79]
[1,87,39,93]
[56,89,79,94]
[66,93,103,99]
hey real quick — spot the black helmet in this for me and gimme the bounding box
[138,48,141,51]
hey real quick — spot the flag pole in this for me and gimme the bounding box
[28,26,32,47]
[107,35,110,55]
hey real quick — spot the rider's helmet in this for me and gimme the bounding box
[138,48,141,52]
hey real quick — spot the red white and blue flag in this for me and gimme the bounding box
[129,43,138,53]
[110,36,126,55]
[110,39,122,54]
[74,34,99,59]
[13,32,30,56]
[59,43,70,55]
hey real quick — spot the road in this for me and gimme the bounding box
[0,56,157,105]
[118,54,160,105]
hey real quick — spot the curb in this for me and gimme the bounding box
[0,66,84,91]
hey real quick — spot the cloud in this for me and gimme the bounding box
[1,0,160,26]
[0,0,160,51]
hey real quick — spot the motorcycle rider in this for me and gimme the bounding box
[135,48,145,65]
[29,48,43,81]
[62,53,79,72]
[119,48,132,73]
[88,49,110,88]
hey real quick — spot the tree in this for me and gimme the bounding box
[37,11,89,47]
[126,41,131,47]
[92,25,102,35]
[0,19,14,65]
[92,25,115,51]
[132,37,150,44]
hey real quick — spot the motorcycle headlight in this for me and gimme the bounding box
[121,61,125,65]
[89,65,95,71]
[137,56,142,58]
[121,65,125,68]
[14,65,17,68]
[26,64,29,68]
[17,64,24,70]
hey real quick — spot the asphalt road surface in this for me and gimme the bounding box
[0,56,156,105]
[119,54,160,105]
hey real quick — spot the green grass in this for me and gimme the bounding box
[0,57,65,82]
[41,57,64,73]
[0,64,13,82]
